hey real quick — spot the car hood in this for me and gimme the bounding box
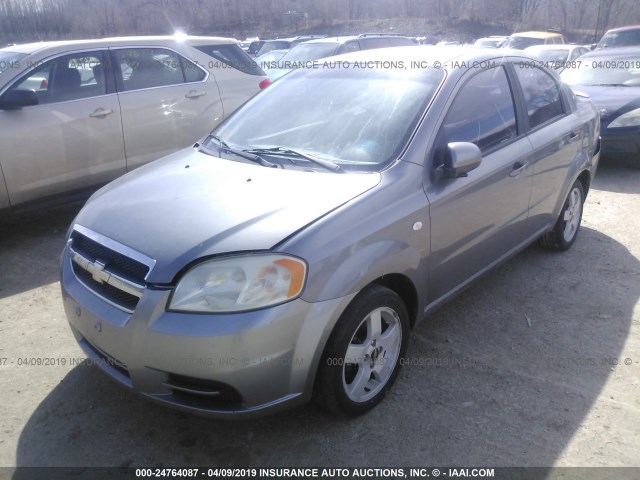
[572,85,640,122]
[74,148,380,283]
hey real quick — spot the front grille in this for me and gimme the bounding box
[70,228,152,312]
[71,231,149,283]
[73,265,140,311]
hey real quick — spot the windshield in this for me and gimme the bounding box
[561,57,640,86]
[0,51,27,75]
[598,29,640,48]
[506,36,544,49]
[278,43,339,64]
[207,65,444,172]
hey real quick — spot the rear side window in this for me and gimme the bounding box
[337,42,361,55]
[115,48,195,91]
[387,37,414,47]
[361,38,390,49]
[441,67,517,153]
[195,44,264,76]
[514,64,565,129]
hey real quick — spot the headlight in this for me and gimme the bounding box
[608,108,640,128]
[169,254,307,313]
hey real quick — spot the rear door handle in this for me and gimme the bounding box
[185,90,206,99]
[509,162,528,177]
[89,108,114,118]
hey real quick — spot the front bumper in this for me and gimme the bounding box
[60,245,355,418]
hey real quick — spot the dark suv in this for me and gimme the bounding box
[596,25,640,49]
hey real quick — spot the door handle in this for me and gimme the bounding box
[89,108,114,118]
[509,162,528,177]
[568,130,581,143]
[185,90,206,99]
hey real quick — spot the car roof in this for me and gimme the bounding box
[578,46,640,59]
[603,25,640,33]
[0,35,238,54]
[510,31,563,39]
[524,44,579,52]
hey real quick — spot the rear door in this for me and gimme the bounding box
[425,65,534,303]
[0,49,126,207]
[512,63,583,231]
[112,47,222,171]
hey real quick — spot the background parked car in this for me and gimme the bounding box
[503,31,566,49]
[596,25,640,49]
[254,36,326,58]
[561,46,640,166]
[524,44,589,70]
[60,46,600,419]
[266,34,415,81]
[0,36,266,212]
[254,48,288,71]
[473,36,507,48]
[246,39,265,57]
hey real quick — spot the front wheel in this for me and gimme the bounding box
[314,285,409,417]
[539,179,585,251]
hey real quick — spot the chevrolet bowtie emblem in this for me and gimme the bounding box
[89,259,110,284]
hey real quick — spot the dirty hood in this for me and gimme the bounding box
[73,148,380,283]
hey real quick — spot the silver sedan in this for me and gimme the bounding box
[60,47,600,418]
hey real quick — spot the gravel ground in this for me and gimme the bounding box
[0,161,639,474]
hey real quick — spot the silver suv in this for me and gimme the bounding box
[0,36,266,212]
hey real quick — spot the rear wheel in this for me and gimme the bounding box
[539,179,585,251]
[315,285,409,416]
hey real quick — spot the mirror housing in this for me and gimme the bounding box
[590,43,597,50]
[0,89,39,110]
[436,142,482,179]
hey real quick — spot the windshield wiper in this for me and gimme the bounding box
[591,83,632,87]
[243,146,344,173]
[200,135,280,168]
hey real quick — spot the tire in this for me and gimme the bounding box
[314,284,409,417]
[539,179,585,251]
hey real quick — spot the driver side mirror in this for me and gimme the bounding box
[590,43,597,50]
[436,142,482,179]
[0,88,39,110]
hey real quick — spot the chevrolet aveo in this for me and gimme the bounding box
[61,47,600,417]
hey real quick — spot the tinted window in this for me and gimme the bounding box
[361,38,390,49]
[338,42,361,54]
[387,37,414,47]
[514,64,564,129]
[116,48,185,91]
[195,44,263,76]
[441,67,517,153]
[598,29,640,48]
[12,51,105,104]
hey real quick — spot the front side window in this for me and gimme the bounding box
[116,48,191,91]
[11,51,105,105]
[440,66,517,153]
[514,64,565,129]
